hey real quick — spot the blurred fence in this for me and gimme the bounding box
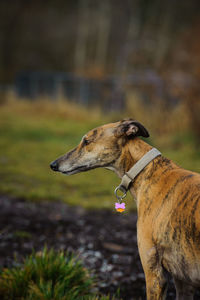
[15,71,187,112]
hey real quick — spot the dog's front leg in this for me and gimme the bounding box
[138,242,168,300]
[144,268,168,300]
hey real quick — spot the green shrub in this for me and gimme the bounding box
[0,247,118,300]
[0,247,94,300]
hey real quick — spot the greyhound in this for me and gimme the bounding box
[50,119,200,300]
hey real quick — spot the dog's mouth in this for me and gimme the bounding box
[62,165,89,175]
[61,163,106,175]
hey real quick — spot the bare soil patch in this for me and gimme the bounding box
[0,195,199,299]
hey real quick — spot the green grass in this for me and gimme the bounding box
[0,100,121,209]
[0,247,117,300]
[0,99,199,210]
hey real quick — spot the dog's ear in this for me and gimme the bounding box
[115,119,149,138]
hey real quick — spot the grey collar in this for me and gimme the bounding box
[114,148,161,201]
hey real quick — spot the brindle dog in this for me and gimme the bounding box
[50,119,200,300]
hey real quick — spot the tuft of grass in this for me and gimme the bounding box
[0,247,118,300]
[0,247,93,300]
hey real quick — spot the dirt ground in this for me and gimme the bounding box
[0,195,199,299]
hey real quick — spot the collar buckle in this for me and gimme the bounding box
[114,185,127,202]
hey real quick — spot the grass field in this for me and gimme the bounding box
[0,98,199,210]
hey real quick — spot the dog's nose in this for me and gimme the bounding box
[50,160,59,171]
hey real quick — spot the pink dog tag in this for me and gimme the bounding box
[115,202,125,213]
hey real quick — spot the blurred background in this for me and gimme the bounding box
[0,0,200,299]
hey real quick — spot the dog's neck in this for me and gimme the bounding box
[115,138,152,178]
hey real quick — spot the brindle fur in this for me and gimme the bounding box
[50,119,200,300]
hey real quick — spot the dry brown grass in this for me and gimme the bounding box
[1,91,102,123]
[126,94,190,137]
[1,90,191,138]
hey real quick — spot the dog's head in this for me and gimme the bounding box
[50,119,149,175]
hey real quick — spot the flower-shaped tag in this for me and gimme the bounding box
[115,202,125,213]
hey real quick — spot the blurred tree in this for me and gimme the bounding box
[95,0,111,74]
[183,20,200,145]
[74,0,89,74]
[0,1,27,83]
[162,15,200,145]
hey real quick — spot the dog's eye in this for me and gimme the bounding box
[82,137,90,146]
